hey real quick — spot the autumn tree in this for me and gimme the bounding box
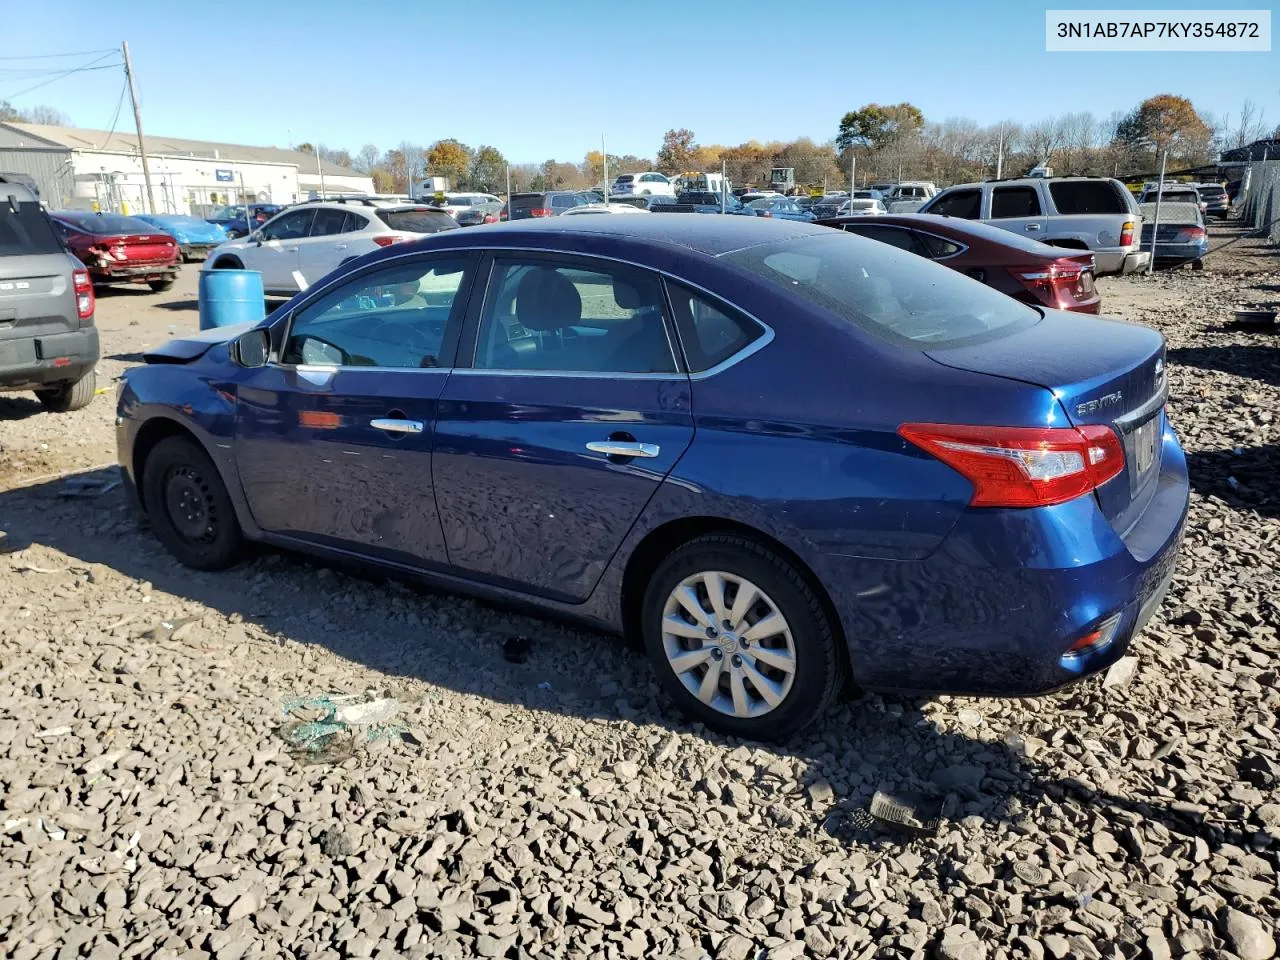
[381,148,408,192]
[836,103,924,151]
[371,169,396,193]
[427,139,473,188]
[657,129,697,174]
[295,142,315,154]
[1114,94,1212,164]
[470,145,506,192]
[541,159,584,189]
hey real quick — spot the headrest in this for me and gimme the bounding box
[612,278,646,310]
[515,268,581,332]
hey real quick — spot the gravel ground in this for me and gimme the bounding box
[1,236,1278,960]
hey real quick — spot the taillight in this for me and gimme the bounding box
[898,422,1125,508]
[529,208,553,217]
[73,268,95,323]
[1176,226,1206,241]
[483,215,497,223]
[1009,260,1087,303]
[758,210,773,218]
[1119,220,1135,247]
[371,235,405,247]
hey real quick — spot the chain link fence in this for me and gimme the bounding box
[1239,160,1280,243]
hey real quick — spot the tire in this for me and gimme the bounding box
[35,369,96,413]
[1191,259,1205,271]
[641,534,844,741]
[141,435,243,570]
[148,279,175,292]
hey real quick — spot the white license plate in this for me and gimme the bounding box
[1133,417,1158,475]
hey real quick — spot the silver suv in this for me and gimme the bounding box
[919,176,1149,275]
[0,174,99,412]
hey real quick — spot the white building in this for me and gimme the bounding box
[0,122,373,215]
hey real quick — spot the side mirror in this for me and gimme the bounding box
[233,328,270,368]
[249,230,264,244]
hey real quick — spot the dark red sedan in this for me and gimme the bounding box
[817,213,1102,314]
[51,212,180,292]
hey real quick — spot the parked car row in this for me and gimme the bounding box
[117,214,1189,740]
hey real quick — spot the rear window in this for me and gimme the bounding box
[375,209,458,233]
[0,202,63,256]
[723,234,1037,348]
[614,175,634,183]
[1048,180,1129,215]
[448,197,476,206]
[62,214,155,234]
[512,195,544,209]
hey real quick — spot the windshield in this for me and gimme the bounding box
[210,205,244,219]
[446,196,476,206]
[723,234,1038,348]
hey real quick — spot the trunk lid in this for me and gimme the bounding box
[113,233,177,264]
[925,309,1166,533]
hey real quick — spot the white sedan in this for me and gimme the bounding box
[560,203,651,216]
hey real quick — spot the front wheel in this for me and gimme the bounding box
[35,369,96,413]
[148,279,175,292]
[141,435,243,570]
[642,534,844,741]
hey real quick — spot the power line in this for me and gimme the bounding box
[0,49,116,60]
[1,52,121,101]
[96,79,128,149]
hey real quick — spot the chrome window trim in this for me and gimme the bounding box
[278,243,776,380]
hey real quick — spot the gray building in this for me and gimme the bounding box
[0,122,373,214]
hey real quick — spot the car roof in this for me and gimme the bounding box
[399,212,826,257]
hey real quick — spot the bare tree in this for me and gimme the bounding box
[1226,99,1267,149]
[21,105,71,126]
[354,144,380,174]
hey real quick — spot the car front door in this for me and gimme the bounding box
[432,254,694,602]
[296,208,361,290]
[251,209,315,293]
[232,253,475,568]
[989,185,1046,238]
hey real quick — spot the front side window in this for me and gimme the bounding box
[261,210,314,241]
[927,189,981,219]
[283,257,470,368]
[723,234,1037,348]
[474,259,675,374]
[990,186,1042,219]
[551,194,577,209]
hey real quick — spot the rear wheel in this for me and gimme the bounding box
[212,256,243,270]
[642,534,843,741]
[148,279,175,292]
[141,435,243,570]
[35,369,96,413]
[1191,259,1205,271]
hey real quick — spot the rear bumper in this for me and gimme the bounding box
[0,327,100,391]
[89,263,179,284]
[1094,248,1149,275]
[180,244,218,260]
[827,422,1189,697]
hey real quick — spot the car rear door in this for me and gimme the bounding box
[988,184,1046,238]
[233,253,476,568]
[432,253,694,602]
[0,202,78,370]
[296,207,354,289]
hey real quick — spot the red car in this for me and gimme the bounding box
[817,213,1102,314]
[51,212,180,292]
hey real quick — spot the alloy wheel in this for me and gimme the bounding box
[660,571,797,718]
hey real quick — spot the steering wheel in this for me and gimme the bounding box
[366,321,440,362]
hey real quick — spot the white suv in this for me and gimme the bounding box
[204,199,457,296]
[610,172,676,197]
[439,193,502,218]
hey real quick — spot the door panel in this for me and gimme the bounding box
[432,375,693,601]
[255,209,314,291]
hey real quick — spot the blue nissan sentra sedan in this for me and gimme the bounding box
[115,216,1188,740]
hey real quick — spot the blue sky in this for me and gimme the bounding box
[3,0,1276,162]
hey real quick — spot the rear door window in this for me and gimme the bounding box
[841,224,921,254]
[724,234,1037,348]
[309,208,349,237]
[0,202,63,256]
[990,186,1042,218]
[1048,180,1129,214]
[927,189,981,219]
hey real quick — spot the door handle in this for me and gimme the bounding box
[371,418,424,434]
[335,244,347,250]
[285,246,299,252]
[1024,223,1041,231]
[586,440,659,458]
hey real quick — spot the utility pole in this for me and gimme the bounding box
[317,149,326,200]
[1147,150,1166,276]
[995,121,1005,180]
[602,134,608,202]
[121,41,156,215]
[721,159,727,214]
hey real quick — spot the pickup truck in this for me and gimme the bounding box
[650,191,757,216]
[882,181,938,213]
[917,176,1149,275]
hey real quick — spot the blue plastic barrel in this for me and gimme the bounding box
[198,269,266,331]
